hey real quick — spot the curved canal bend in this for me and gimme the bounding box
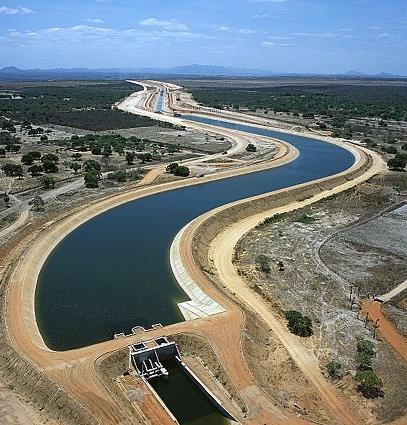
[36,116,355,351]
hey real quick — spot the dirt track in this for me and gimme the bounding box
[364,301,407,364]
[0,83,389,424]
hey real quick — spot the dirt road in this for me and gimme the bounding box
[364,301,407,364]
[1,82,385,425]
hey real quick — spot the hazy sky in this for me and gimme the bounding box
[0,0,406,74]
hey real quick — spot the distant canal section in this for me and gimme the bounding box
[35,115,355,351]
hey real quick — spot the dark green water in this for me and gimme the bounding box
[36,116,355,351]
[150,360,229,425]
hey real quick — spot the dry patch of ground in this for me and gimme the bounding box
[235,172,407,424]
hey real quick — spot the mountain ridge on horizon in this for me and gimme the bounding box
[0,64,405,80]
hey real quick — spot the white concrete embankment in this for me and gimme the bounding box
[170,223,225,320]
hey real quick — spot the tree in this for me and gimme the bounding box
[84,159,101,174]
[29,195,45,211]
[28,164,44,176]
[84,171,100,188]
[2,163,23,177]
[174,165,190,177]
[21,153,34,165]
[125,151,136,165]
[355,371,383,398]
[0,147,6,157]
[326,361,342,379]
[39,175,56,189]
[402,143,407,151]
[246,143,257,152]
[137,153,153,163]
[387,155,407,171]
[28,151,42,160]
[71,152,82,161]
[41,153,59,164]
[109,170,126,182]
[42,160,59,173]
[6,143,21,153]
[255,254,270,272]
[70,162,81,174]
[284,310,313,337]
[40,135,48,142]
[166,162,179,174]
[91,146,102,155]
[102,145,112,157]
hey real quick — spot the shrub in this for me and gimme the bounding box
[285,310,313,337]
[111,170,126,182]
[255,254,270,272]
[355,370,383,398]
[356,337,375,356]
[294,214,316,224]
[29,195,45,211]
[246,143,257,152]
[326,361,342,379]
[355,352,373,371]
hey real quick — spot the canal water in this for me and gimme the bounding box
[150,359,229,425]
[36,116,355,351]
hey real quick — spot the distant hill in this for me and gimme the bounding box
[165,64,268,76]
[0,65,405,81]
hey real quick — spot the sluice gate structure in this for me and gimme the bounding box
[128,337,238,424]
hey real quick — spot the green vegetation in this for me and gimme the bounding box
[246,143,257,152]
[325,361,342,379]
[356,336,375,356]
[284,310,313,337]
[84,171,100,188]
[108,170,127,182]
[0,82,177,131]
[294,214,316,224]
[259,212,287,226]
[39,175,56,189]
[355,370,383,399]
[354,337,383,398]
[166,162,190,177]
[2,163,23,177]
[255,254,270,272]
[29,195,45,211]
[388,154,407,171]
[191,85,407,121]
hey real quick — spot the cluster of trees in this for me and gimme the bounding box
[0,83,178,131]
[284,310,313,337]
[166,162,190,177]
[83,159,101,188]
[354,337,383,398]
[387,153,407,171]
[0,131,21,154]
[191,85,407,121]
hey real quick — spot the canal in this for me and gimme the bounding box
[36,116,355,351]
